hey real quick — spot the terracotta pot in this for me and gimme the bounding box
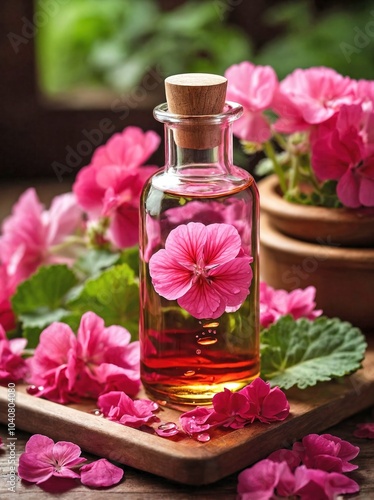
[258,176,374,331]
[259,175,374,247]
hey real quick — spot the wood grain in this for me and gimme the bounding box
[1,338,373,486]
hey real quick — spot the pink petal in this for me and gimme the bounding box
[208,256,252,307]
[52,442,86,469]
[204,224,242,266]
[232,110,272,143]
[25,434,54,454]
[178,278,225,319]
[212,388,249,416]
[80,459,124,488]
[237,459,293,500]
[354,422,374,439]
[18,453,54,484]
[45,193,82,246]
[267,449,301,471]
[149,249,193,300]
[164,222,206,269]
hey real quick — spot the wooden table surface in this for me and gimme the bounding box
[0,407,373,499]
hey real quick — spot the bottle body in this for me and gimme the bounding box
[139,101,260,406]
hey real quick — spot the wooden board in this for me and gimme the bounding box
[1,339,374,486]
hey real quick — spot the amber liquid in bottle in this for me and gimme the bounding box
[139,75,260,406]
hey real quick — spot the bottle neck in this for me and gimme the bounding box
[164,124,233,177]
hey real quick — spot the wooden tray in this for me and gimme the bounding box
[1,339,373,486]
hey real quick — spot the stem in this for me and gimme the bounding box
[273,132,288,150]
[263,141,287,194]
[49,236,86,254]
[289,154,299,191]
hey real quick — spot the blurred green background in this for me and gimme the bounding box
[36,0,374,97]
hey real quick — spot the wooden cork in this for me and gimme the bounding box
[165,73,227,150]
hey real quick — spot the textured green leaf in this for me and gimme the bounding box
[260,316,367,389]
[74,249,121,278]
[12,265,78,314]
[68,263,139,339]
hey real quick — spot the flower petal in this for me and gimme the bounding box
[80,459,124,488]
[149,249,193,300]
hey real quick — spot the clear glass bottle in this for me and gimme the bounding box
[139,74,260,406]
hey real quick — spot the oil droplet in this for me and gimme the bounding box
[196,349,201,355]
[184,370,195,377]
[27,385,38,395]
[197,433,211,442]
[197,337,218,346]
[158,422,177,432]
[90,409,103,417]
[203,322,219,328]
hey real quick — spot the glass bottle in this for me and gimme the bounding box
[139,74,260,406]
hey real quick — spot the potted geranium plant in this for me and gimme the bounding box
[224,62,374,329]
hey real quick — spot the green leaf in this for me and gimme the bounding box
[260,316,367,389]
[12,265,78,314]
[118,246,139,276]
[11,265,79,347]
[68,263,139,339]
[74,249,121,278]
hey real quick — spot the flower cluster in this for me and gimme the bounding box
[18,434,123,488]
[0,324,27,382]
[179,378,289,438]
[260,282,322,328]
[98,391,160,428]
[27,312,140,403]
[73,126,160,249]
[225,62,374,208]
[238,433,360,499]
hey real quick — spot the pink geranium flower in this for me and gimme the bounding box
[18,434,86,484]
[292,433,360,473]
[237,459,295,500]
[73,127,160,249]
[354,422,374,439]
[179,378,289,438]
[0,189,82,285]
[293,465,359,499]
[260,282,322,328]
[239,378,290,424]
[27,312,140,404]
[98,391,159,428]
[0,324,27,382]
[80,459,124,488]
[225,61,278,143]
[312,104,374,208]
[272,67,357,133]
[149,222,253,319]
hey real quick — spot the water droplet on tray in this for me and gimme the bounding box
[197,433,210,442]
[27,385,38,395]
[196,349,201,355]
[156,422,179,437]
[184,370,195,377]
[158,422,177,431]
[90,409,103,417]
[197,337,217,346]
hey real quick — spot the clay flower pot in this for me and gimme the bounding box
[259,175,374,331]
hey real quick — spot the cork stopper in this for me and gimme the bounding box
[165,73,227,150]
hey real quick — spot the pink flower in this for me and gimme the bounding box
[179,378,289,438]
[225,61,278,143]
[237,459,295,500]
[267,448,301,471]
[73,127,160,249]
[68,312,140,398]
[0,189,82,285]
[354,422,374,439]
[27,312,140,403]
[0,264,16,331]
[0,324,27,382]
[272,67,357,133]
[239,378,290,424]
[98,391,159,428]
[18,434,86,484]
[312,104,374,208]
[293,465,359,499]
[149,222,253,319]
[260,282,322,328]
[292,433,360,473]
[80,459,124,488]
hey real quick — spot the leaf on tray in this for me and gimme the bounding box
[260,315,367,389]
